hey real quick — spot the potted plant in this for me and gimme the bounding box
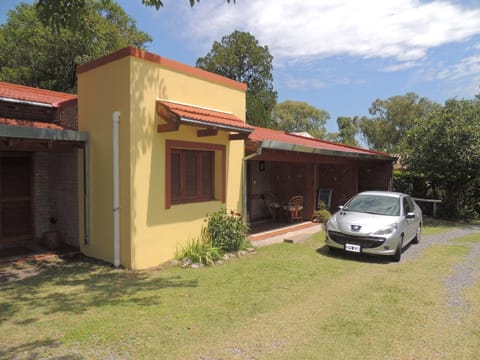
[43,216,62,250]
[312,201,332,223]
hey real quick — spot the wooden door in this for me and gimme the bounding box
[0,154,33,247]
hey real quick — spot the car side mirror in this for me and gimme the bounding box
[338,205,344,211]
[406,212,415,219]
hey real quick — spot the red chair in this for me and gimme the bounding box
[285,195,303,223]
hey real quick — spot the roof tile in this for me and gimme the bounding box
[249,127,393,158]
[0,118,66,130]
[160,100,253,131]
[0,82,77,108]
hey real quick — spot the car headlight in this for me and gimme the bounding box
[372,223,398,236]
[326,217,337,231]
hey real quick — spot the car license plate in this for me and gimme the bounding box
[345,244,361,253]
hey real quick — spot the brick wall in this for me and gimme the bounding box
[48,151,79,247]
[33,152,50,239]
[0,100,55,122]
[56,103,78,129]
[32,150,79,247]
[0,100,78,130]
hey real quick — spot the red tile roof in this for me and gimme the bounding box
[249,127,393,158]
[0,118,66,130]
[0,82,77,108]
[159,100,253,132]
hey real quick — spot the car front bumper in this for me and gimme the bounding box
[325,231,401,256]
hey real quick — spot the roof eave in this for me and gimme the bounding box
[0,124,88,142]
[0,96,56,109]
[180,117,253,134]
[259,140,395,161]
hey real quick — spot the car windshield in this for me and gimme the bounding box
[343,194,400,216]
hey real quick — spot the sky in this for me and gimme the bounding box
[1,0,480,133]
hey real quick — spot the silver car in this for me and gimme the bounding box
[325,191,422,262]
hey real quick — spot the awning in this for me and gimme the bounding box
[0,122,88,142]
[156,100,253,139]
[247,127,396,161]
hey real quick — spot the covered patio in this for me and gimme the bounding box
[0,82,87,254]
[246,127,396,232]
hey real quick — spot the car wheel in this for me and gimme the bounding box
[392,236,403,262]
[412,224,421,244]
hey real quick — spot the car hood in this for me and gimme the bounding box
[332,211,400,236]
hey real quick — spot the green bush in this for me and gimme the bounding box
[205,208,249,252]
[176,236,222,265]
[313,209,331,223]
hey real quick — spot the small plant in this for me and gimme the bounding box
[205,208,249,253]
[312,201,331,223]
[176,236,222,266]
[313,209,332,223]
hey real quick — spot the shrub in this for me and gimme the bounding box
[205,208,249,252]
[317,200,327,210]
[176,236,222,265]
[313,209,331,223]
[312,201,331,223]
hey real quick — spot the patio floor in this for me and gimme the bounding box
[0,242,79,265]
[248,220,324,246]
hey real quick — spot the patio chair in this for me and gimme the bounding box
[285,195,303,223]
[263,192,282,222]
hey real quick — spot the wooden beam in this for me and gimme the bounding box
[197,128,218,137]
[156,101,179,124]
[156,100,181,133]
[157,123,180,133]
[229,133,250,140]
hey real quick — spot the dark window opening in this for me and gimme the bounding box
[170,149,214,204]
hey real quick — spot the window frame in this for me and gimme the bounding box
[165,140,226,209]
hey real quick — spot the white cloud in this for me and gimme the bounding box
[284,76,326,90]
[182,0,480,65]
[413,52,480,100]
[435,54,480,81]
[382,61,420,72]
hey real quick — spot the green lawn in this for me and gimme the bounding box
[422,217,472,235]
[1,223,479,359]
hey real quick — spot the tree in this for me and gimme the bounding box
[36,0,235,32]
[196,31,277,127]
[359,92,439,153]
[0,1,151,93]
[326,116,359,146]
[402,99,480,218]
[272,100,329,139]
[142,0,234,9]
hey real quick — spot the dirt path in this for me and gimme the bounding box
[402,225,480,262]
[403,225,480,323]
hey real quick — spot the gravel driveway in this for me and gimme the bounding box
[401,225,480,262]
[402,224,480,322]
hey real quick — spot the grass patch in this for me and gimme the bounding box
[450,232,480,244]
[1,228,479,359]
[423,217,467,235]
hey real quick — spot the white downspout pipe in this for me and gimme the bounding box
[112,111,121,267]
[83,143,90,244]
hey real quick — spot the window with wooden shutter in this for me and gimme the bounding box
[169,149,214,204]
[166,140,226,209]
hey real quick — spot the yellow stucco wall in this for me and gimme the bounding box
[77,56,132,267]
[78,48,247,269]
